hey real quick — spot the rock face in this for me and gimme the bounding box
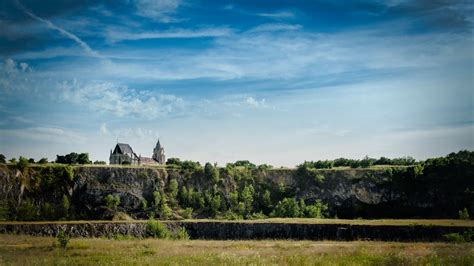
[0,164,471,219]
[0,221,470,241]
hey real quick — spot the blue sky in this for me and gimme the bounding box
[0,0,473,166]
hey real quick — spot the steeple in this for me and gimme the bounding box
[152,138,166,164]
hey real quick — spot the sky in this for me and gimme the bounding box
[0,0,473,167]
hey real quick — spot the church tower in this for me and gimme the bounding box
[152,139,166,165]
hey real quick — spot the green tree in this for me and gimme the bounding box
[17,156,29,172]
[272,198,301,218]
[179,186,189,206]
[9,158,17,164]
[37,158,48,164]
[169,179,179,200]
[241,185,254,214]
[0,154,5,163]
[61,195,70,219]
[204,162,219,183]
[28,158,35,163]
[77,153,91,164]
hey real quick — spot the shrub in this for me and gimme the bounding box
[174,226,190,240]
[37,158,48,164]
[459,208,470,220]
[17,156,29,172]
[271,198,301,218]
[105,194,120,210]
[204,162,220,182]
[314,174,325,185]
[56,230,70,249]
[304,200,328,218]
[146,218,170,238]
[179,207,193,219]
[443,233,465,243]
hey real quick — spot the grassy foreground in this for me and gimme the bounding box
[0,234,473,265]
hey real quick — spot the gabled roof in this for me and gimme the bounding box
[114,143,134,155]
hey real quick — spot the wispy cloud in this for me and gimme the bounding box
[14,0,103,59]
[106,26,233,43]
[257,11,295,19]
[57,81,185,120]
[247,23,302,33]
[134,0,182,23]
[0,126,87,144]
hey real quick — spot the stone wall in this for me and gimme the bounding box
[0,221,470,241]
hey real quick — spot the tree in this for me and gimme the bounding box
[93,160,106,165]
[241,185,254,214]
[17,156,29,172]
[169,179,179,204]
[37,158,48,164]
[166,157,181,166]
[9,158,17,164]
[77,153,91,164]
[28,158,35,164]
[272,198,301,218]
[204,162,219,183]
[233,160,256,169]
[0,154,5,163]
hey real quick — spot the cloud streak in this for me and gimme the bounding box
[14,0,103,59]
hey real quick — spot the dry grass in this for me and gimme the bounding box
[0,234,472,265]
[1,218,473,227]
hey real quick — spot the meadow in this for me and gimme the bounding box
[0,234,473,265]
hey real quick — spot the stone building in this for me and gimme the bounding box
[109,139,166,165]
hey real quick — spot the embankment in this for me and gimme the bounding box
[0,220,472,241]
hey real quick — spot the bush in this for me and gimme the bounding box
[174,226,190,240]
[443,233,465,243]
[37,158,48,164]
[179,207,193,219]
[146,218,170,238]
[271,198,301,218]
[304,200,328,218]
[459,208,470,220]
[56,230,70,249]
[105,194,120,210]
[17,156,29,172]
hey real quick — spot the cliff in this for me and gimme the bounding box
[0,158,472,220]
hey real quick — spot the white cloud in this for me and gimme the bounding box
[245,97,268,108]
[257,11,295,18]
[134,0,182,22]
[247,23,302,33]
[0,126,87,144]
[58,81,185,119]
[106,26,233,43]
[99,123,109,134]
[0,58,32,93]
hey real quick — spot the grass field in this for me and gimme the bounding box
[1,218,473,227]
[0,234,472,265]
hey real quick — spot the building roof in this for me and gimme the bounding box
[114,143,134,155]
[139,156,159,165]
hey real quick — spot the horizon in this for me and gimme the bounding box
[0,0,473,167]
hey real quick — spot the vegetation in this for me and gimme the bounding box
[56,230,70,249]
[104,194,120,211]
[2,150,473,221]
[145,218,171,239]
[299,155,417,169]
[0,154,6,163]
[459,208,470,220]
[55,152,91,164]
[0,234,473,265]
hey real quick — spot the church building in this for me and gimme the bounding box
[109,139,165,165]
